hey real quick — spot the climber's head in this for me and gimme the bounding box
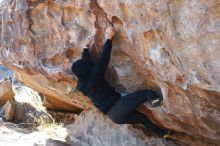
[71,59,91,78]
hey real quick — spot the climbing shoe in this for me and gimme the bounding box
[163,130,173,140]
[150,98,163,107]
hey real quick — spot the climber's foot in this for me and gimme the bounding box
[163,130,174,140]
[150,98,163,107]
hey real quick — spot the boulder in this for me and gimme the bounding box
[66,110,176,146]
[66,110,214,146]
[0,0,219,144]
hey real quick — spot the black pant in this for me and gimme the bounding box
[107,89,167,135]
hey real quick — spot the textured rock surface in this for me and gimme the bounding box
[42,94,82,112]
[66,110,177,146]
[0,79,14,107]
[0,0,219,144]
[67,110,217,146]
[0,100,15,121]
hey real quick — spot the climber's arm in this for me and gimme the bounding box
[81,48,89,62]
[89,39,112,79]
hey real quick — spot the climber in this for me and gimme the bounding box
[71,26,171,138]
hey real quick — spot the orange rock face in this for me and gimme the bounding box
[0,101,15,121]
[0,79,14,107]
[0,0,219,144]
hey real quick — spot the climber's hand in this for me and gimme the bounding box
[84,35,94,48]
[106,26,116,40]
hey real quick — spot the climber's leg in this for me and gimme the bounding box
[111,90,149,115]
[126,110,167,135]
[108,90,161,121]
[108,89,162,117]
[108,107,166,135]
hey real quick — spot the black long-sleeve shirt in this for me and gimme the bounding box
[75,39,121,114]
